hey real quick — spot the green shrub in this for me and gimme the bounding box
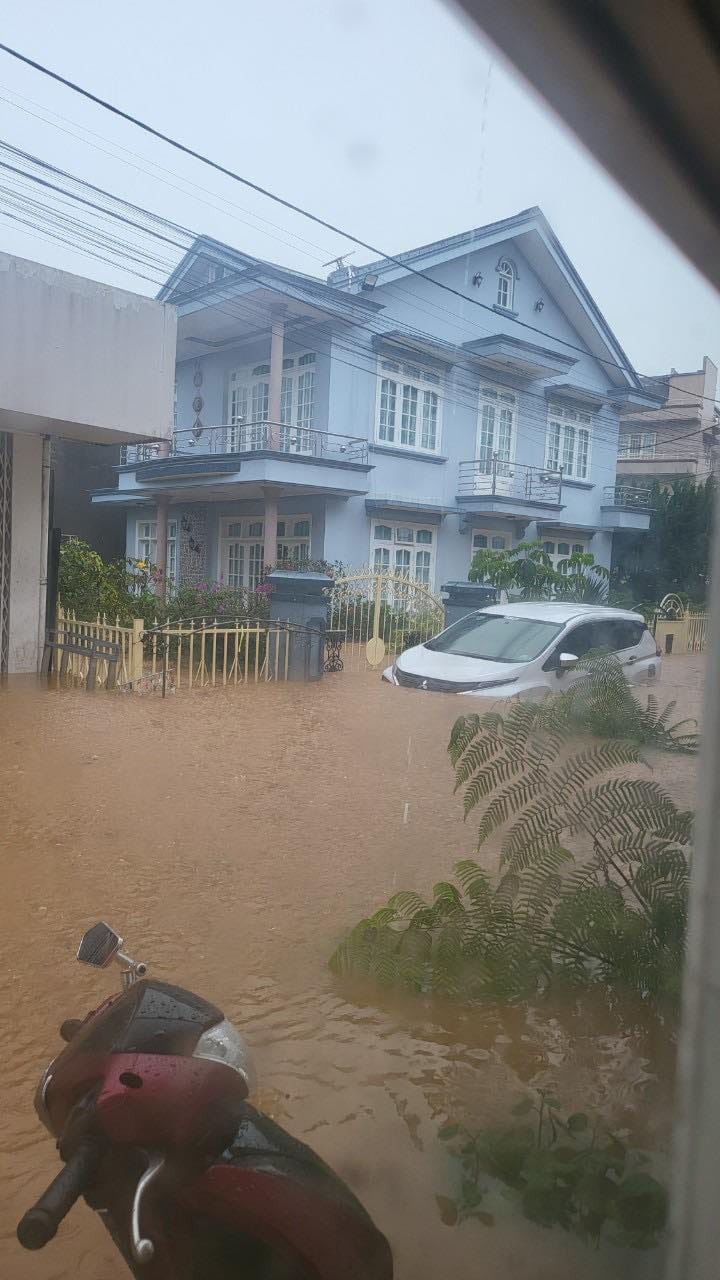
[544,654,699,754]
[439,1090,667,1248]
[330,696,691,1008]
[58,539,156,623]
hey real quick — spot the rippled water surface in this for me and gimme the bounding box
[0,663,701,1278]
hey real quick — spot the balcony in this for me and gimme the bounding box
[457,456,564,518]
[118,421,372,499]
[122,423,369,466]
[600,484,653,531]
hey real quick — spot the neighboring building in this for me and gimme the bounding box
[618,356,719,485]
[93,207,655,594]
[0,251,176,675]
[51,440,127,561]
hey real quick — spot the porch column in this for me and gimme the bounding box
[267,307,285,450]
[154,497,168,601]
[262,487,278,575]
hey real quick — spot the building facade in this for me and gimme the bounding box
[618,356,719,486]
[0,251,176,675]
[95,208,655,595]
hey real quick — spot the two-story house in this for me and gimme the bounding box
[618,356,719,487]
[92,207,655,593]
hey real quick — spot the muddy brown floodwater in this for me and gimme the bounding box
[0,658,703,1279]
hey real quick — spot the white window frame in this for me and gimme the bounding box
[476,383,518,483]
[545,403,593,481]
[227,353,317,453]
[471,529,511,553]
[541,538,589,573]
[219,515,312,589]
[135,519,178,587]
[618,430,657,459]
[374,358,443,454]
[369,521,437,586]
[496,258,516,310]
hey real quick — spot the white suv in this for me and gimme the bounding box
[383,602,660,699]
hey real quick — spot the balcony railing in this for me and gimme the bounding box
[120,441,164,464]
[458,455,563,505]
[602,484,654,510]
[122,423,368,466]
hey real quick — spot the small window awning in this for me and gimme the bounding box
[365,497,456,525]
[462,334,577,380]
[544,383,607,409]
[372,331,457,370]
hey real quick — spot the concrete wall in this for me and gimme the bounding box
[0,252,176,444]
[8,433,43,673]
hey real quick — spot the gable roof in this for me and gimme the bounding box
[329,207,643,391]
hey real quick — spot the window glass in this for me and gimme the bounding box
[227,522,243,537]
[294,519,310,538]
[427,613,562,662]
[276,521,286,538]
[611,620,646,650]
[572,543,584,554]
[543,541,555,554]
[376,359,442,452]
[416,529,433,544]
[248,521,263,538]
[545,404,593,480]
[491,536,507,550]
[473,534,488,549]
[558,542,571,556]
[395,527,414,543]
[375,525,392,541]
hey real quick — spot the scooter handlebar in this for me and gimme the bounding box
[17,1139,101,1250]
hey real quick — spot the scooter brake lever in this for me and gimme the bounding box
[131,1151,165,1266]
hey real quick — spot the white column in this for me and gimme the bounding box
[8,433,44,674]
[262,488,278,575]
[267,308,285,450]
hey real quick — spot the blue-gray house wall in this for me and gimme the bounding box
[115,215,647,587]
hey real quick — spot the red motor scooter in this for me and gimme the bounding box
[17,922,393,1279]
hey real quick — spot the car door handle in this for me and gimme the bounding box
[625,655,638,664]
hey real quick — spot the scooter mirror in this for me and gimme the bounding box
[77,922,123,969]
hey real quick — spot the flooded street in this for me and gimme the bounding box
[0,659,702,1278]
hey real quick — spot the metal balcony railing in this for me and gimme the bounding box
[458,455,563,505]
[120,442,164,464]
[602,484,654,510]
[122,422,368,466]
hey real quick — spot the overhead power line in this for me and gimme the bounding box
[2,39,717,411]
[0,139,714,465]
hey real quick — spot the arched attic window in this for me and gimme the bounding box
[496,257,516,309]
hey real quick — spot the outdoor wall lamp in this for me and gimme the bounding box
[535,298,545,311]
[472,272,483,287]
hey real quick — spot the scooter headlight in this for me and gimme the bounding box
[193,1019,256,1093]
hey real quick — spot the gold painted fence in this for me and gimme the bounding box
[55,609,142,687]
[53,611,320,691]
[141,617,301,691]
[326,568,445,673]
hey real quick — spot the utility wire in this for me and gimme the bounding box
[0,157,712,466]
[2,39,717,410]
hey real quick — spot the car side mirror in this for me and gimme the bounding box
[558,652,579,672]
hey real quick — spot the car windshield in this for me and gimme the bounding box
[425,613,564,662]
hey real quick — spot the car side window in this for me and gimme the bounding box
[609,620,645,650]
[542,620,616,671]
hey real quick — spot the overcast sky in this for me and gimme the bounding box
[0,0,718,378]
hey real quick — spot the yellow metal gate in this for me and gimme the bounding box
[326,568,445,673]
